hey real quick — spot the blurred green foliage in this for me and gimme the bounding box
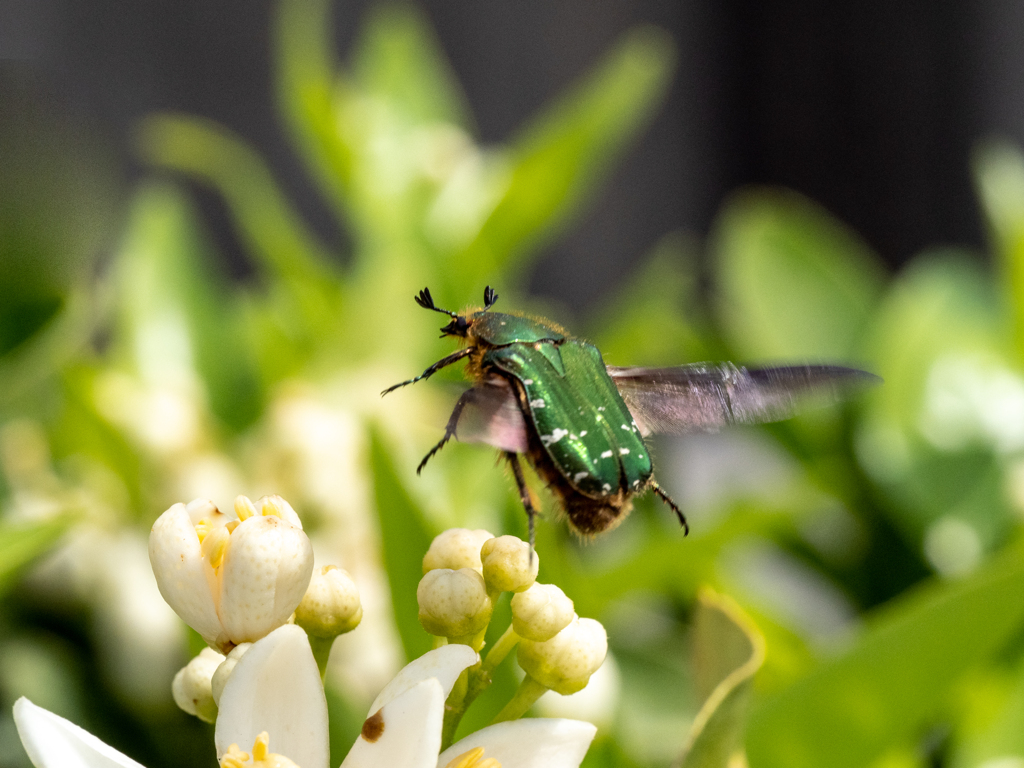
[5,3,1024,768]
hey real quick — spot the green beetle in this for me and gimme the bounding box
[383,286,875,541]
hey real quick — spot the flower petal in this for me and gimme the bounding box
[148,503,227,648]
[340,678,444,768]
[13,698,147,768]
[215,624,328,768]
[368,644,478,714]
[436,719,597,768]
[218,515,314,643]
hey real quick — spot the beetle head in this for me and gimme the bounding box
[440,315,472,337]
[414,286,498,338]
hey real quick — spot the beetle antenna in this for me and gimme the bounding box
[414,287,457,318]
[482,286,499,310]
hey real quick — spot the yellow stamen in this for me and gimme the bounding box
[195,518,214,543]
[261,496,283,518]
[235,495,257,521]
[443,746,502,768]
[202,525,230,570]
[252,732,270,762]
[226,519,240,533]
[220,743,250,768]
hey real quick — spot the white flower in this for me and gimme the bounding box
[14,627,597,768]
[148,496,314,651]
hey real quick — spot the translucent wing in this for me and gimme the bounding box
[452,378,530,453]
[607,363,879,436]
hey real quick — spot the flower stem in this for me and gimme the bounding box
[491,675,548,724]
[307,635,334,679]
[432,635,448,650]
[481,625,520,673]
[440,667,471,750]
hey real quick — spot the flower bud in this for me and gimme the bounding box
[517,615,607,695]
[211,642,251,705]
[422,528,494,574]
[294,565,362,638]
[417,568,492,638]
[480,535,538,593]
[511,583,574,641]
[172,647,225,722]
[150,495,314,652]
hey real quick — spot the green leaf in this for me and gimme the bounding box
[136,115,343,373]
[0,287,100,409]
[590,231,709,366]
[973,140,1024,359]
[713,187,885,360]
[949,659,1024,768]
[0,514,77,595]
[352,4,471,129]
[136,114,337,291]
[856,253,1011,548]
[745,543,1024,768]
[113,183,264,431]
[681,589,766,768]
[368,426,436,661]
[453,25,676,280]
[273,0,353,221]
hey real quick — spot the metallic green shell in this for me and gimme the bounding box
[484,339,653,498]
[470,311,565,346]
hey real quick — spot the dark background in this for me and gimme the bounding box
[1,0,1020,309]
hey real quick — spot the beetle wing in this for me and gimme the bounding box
[452,379,530,453]
[608,363,879,436]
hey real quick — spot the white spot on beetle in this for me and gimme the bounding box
[602,483,612,493]
[597,406,606,412]
[570,433,577,440]
[580,430,587,436]
[530,399,546,408]
[619,448,630,455]
[540,428,569,447]
[633,479,640,488]
[620,424,630,431]
[600,450,613,459]
[573,471,589,483]
[638,454,644,459]
[523,379,534,385]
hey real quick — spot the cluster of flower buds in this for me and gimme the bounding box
[415,528,607,725]
[152,494,603,750]
[151,495,362,723]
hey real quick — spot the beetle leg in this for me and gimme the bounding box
[416,388,477,474]
[381,347,472,396]
[505,451,538,552]
[650,480,689,536]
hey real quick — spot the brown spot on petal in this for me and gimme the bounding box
[361,710,384,742]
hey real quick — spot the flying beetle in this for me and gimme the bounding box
[383,286,876,543]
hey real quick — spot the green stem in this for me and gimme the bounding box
[491,675,549,724]
[449,627,489,652]
[307,635,334,679]
[432,635,448,650]
[440,667,471,751]
[482,625,520,673]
